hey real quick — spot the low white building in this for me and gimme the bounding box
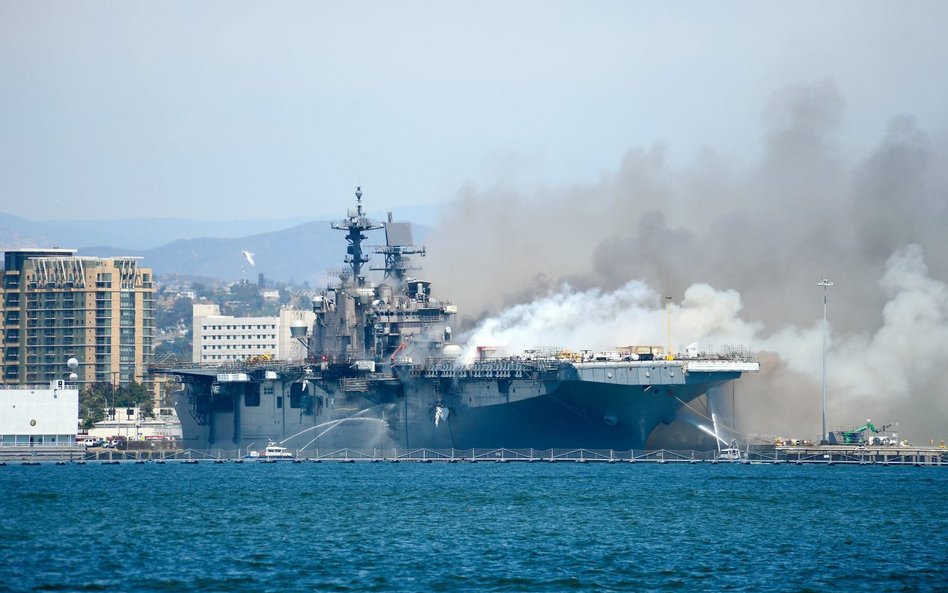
[89,406,182,441]
[0,380,79,448]
[192,304,314,364]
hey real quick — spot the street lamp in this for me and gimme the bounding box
[818,279,834,444]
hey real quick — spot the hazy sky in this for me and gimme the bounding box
[2,1,946,220]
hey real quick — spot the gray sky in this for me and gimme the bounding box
[2,1,946,220]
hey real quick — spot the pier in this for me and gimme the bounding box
[1,445,945,466]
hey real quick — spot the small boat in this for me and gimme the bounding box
[717,440,747,462]
[261,442,295,461]
[244,441,295,461]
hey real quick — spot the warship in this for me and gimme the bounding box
[162,188,759,452]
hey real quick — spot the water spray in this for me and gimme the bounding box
[297,417,387,453]
[697,424,730,448]
[279,405,384,444]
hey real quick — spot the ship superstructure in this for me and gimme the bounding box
[159,188,758,452]
[310,186,456,367]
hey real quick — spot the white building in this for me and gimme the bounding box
[89,406,182,441]
[0,380,79,448]
[192,304,314,364]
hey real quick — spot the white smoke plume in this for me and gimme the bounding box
[430,81,948,443]
[459,280,658,362]
[460,280,760,363]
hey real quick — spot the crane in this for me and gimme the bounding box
[838,419,893,444]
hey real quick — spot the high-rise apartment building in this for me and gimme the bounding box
[1,249,155,388]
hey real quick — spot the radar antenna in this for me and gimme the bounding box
[330,186,383,286]
[371,211,425,282]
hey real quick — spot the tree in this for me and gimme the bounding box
[155,334,192,360]
[156,296,193,330]
[115,381,154,417]
[191,282,215,300]
[79,384,109,430]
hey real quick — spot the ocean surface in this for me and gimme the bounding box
[1,462,945,592]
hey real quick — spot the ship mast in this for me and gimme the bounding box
[331,186,383,287]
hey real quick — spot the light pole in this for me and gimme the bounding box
[818,279,834,444]
[109,370,120,446]
[665,296,673,360]
[110,372,116,421]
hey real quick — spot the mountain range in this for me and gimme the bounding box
[0,206,437,284]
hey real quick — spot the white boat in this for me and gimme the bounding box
[244,442,295,461]
[717,439,747,462]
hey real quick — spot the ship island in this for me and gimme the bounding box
[159,188,760,454]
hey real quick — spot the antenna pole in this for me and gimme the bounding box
[331,186,383,286]
[818,278,834,444]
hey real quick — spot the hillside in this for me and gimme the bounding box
[2,207,437,284]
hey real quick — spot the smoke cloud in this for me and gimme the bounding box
[426,80,948,443]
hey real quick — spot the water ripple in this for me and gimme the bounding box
[0,464,945,592]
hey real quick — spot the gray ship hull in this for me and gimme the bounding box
[168,360,753,453]
[401,380,736,450]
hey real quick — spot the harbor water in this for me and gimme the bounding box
[1,463,945,592]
